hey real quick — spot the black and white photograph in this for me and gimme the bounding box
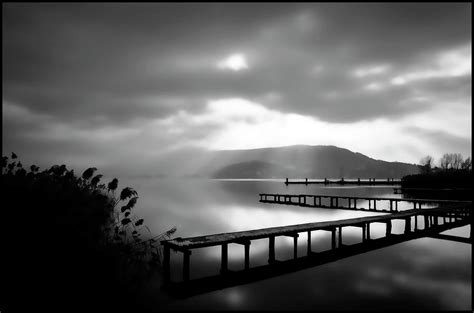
[2,2,472,311]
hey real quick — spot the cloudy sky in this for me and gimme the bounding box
[2,3,471,174]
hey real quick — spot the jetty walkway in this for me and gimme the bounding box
[161,202,471,295]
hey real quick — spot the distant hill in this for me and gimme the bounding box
[213,160,292,179]
[196,145,419,179]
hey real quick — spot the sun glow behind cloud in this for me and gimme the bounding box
[217,53,249,71]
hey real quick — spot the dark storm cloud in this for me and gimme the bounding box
[2,3,471,168]
[3,3,471,125]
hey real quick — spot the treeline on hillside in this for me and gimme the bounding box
[402,153,472,189]
[2,153,175,312]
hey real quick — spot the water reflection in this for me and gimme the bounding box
[123,178,470,310]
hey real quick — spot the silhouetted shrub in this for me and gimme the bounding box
[2,153,175,312]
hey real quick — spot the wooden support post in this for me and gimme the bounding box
[386,220,392,236]
[220,243,228,274]
[395,201,398,211]
[414,215,418,230]
[331,229,337,249]
[373,200,376,210]
[293,235,298,259]
[404,217,411,234]
[366,223,371,241]
[390,200,393,212]
[368,199,371,210]
[163,244,171,284]
[314,196,317,207]
[244,242,250,270]
[354,199,357,209]
[413,202,417,210]
[268,236,275,263]
[362,224,366,242]
[335,197,339,208]
[305,178,308,185]
[307,231,312,256]
[183,250,191,281]
[424,215,430,229]
[338,227,343,247]
[285,178,288,185]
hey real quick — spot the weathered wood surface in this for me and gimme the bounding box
[162,204,470,250]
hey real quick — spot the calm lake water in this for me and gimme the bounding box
[120,178,471,310]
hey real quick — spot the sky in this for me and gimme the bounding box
[2,3,472,174]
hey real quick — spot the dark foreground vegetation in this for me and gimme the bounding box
[401,153,472,200]
[2,153,175,312]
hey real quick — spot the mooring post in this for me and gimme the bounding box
[269,236,275,263]
[183,250,191,281]
[220,244,228,274]
[305,178,308,185]
[386,220,392,236]
[285,177,289,185]
[307,231,312,255]
[358,178,360,185]
[163,243,171,284]
[324,178,327,185]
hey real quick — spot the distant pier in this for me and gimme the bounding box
[284,177,401,185]
[259,193,471,213]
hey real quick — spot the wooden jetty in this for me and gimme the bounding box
[284,177,401,185]
[161,203,471,294]
[162,214,470,298]
[259,193,471,213]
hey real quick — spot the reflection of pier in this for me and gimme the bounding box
[259,193,470,213]
[284,177,401,185]
[161,204,471,298]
